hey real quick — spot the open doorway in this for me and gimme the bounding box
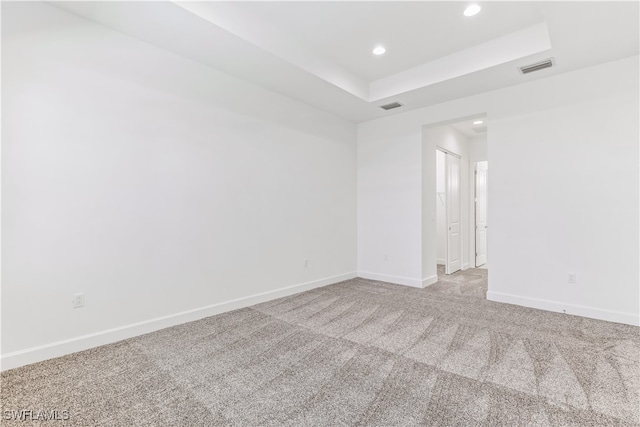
[422,114,487,285]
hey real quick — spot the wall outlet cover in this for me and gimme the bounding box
[73,293,85,308]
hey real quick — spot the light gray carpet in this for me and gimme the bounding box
[2,269,639,426]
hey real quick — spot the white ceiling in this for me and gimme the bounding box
[51,1,639,123]
[216,2,547,82]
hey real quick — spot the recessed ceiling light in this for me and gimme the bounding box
[473,120,484,125]
[464,4,482,17]
[373,46,386,55]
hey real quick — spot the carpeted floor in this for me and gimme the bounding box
[2,269,639,426]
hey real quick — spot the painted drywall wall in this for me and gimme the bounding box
[488,97,638,323]
[436,150,446,264]
[469,135,488,163]
[2,2,357,367]
[357,119,424,286]
[358,55,639,325]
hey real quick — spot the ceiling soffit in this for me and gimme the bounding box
[174,2,551,102]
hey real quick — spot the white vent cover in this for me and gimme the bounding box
[519,58,555,74]
[380,102,403,111]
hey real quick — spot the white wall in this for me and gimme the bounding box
[357,119,423,286]
[436,150,446,264]
[488,97,638,322]
[2,2,357,368]
[358,55,639,325]
[469,135,488,163]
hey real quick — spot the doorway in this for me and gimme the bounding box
[423,114,486,286]
[436,148,462,275]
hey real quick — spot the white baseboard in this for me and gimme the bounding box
[487,291,640,326]
[1,272,357,372]
[358,271,434,289]
[422,274,439,287]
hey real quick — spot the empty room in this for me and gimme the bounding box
[2,1,639,426]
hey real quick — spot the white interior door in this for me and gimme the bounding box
[446,153,461,274]
[475,161,488,267]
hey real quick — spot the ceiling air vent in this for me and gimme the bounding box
[519,58,555,75]
[380,102,403,111]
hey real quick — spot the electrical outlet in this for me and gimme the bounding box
[568,273,576,283]
[72,293,84,308]
[304,259,309,268]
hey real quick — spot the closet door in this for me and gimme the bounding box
[446,153,461,274]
